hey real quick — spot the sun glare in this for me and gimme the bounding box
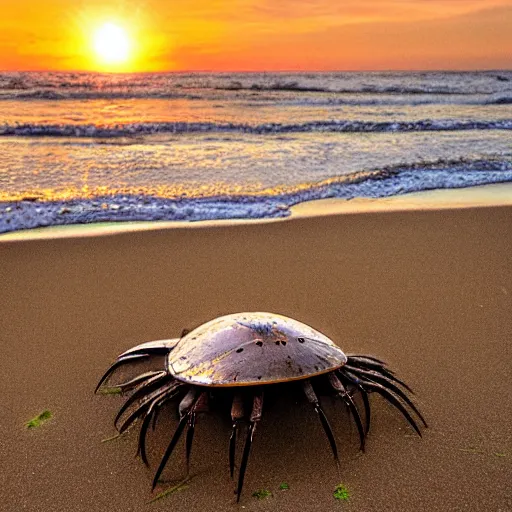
[93,22,131,65]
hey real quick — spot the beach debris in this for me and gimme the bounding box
[459,447,484,454]
[459,447,507,458]
[95,312,426,503]
[252,489,272,500]
[149,477,190,503]
[101,432,129,443]
[97,386,122,395]
[25,409,52,429]
[279,482,290,490]
[333,483,350,501]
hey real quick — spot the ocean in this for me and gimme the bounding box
[1,71,511,233]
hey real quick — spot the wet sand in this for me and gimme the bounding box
[1,195,511,511]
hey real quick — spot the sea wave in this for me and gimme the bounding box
[1,90,202,101]
[488,96,512,105]
[1,77,506,96]
[2,85,510,107]
[214,81,477,95]
[0,81,485,96]
[2,88,510,103]
[2,119,512,138]
[1,158,511,233]
[2,71,510,105]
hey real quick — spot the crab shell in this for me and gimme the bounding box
[166,312,347,387]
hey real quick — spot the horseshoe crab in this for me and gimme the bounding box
[95,312,426,501]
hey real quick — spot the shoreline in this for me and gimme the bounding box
[2,182,512,242]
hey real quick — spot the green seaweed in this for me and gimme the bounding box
[460,448,507,458]
[25,410,52,429]
[333,484,350,501]
[459,448,484,454]
[101,432,127,443]
[149,478,191,503]
[97,386,123,395]
[279,482,290,490]
[252,489,272,500]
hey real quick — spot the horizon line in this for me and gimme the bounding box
[1,68,511,74]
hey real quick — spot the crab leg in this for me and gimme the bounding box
[95,354,151,393]
[151,400,164,431]
[236,391,263,503]
[185,392,209,476]
[114,372,169,428]
[347,356,394,374]
[229,392,245,479]
[152,388,198,491]
[345,358,414,393]
[185,416,196,475]
[116,371,165,393]
[137,383,185,466]
[95,337,182,394]
[338,371,371,435]
[344,366,427,427]
[328,373,365,452]
[346,354,387,365]
[148,379,188,432]
[360,387,371,435]
[344,371,422,437]
[302,380,339,467]
[118,339,180,358]
[118,379,178,434]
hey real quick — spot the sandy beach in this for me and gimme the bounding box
[1,191,511,512]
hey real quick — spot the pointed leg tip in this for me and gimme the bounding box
[94,380,108,394]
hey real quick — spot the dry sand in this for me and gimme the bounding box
[1,190,511,511]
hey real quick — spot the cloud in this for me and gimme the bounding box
[246,0,512,24]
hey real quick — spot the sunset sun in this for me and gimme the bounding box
[93,22,131,65]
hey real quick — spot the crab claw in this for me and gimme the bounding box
[95,339,180,393]
[118,339,180,358]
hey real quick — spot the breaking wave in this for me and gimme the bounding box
[2,158,511,234]
[488,96,512,105]
[1,70,511,105]
[213,81,478,95]
[3,88,512,104]
[2,119,511,138]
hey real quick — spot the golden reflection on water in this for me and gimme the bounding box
[0,171,377,203]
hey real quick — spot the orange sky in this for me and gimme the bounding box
[0,0,511,71]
